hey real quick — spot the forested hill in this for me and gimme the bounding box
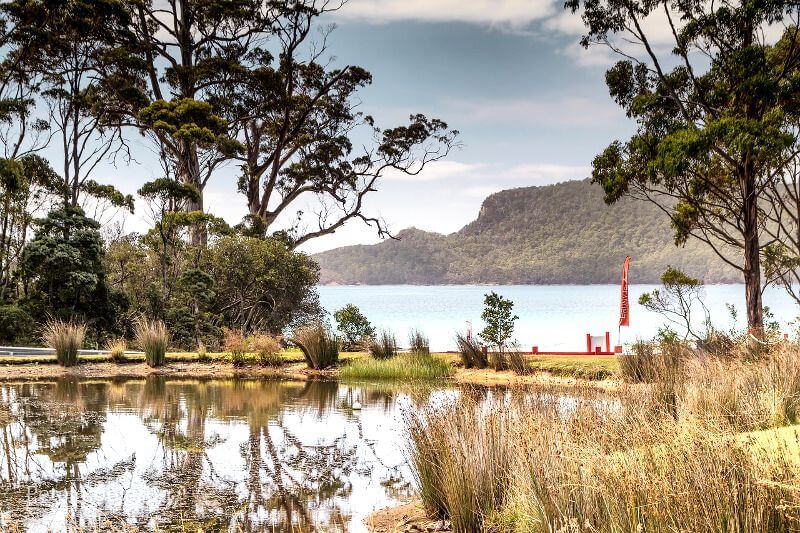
[313,179,740,285]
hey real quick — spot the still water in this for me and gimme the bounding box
[0,378,442,532]
[318,285,800,351]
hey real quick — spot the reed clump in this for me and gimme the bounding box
[341,352,451,380]
[455,333,487,369]
[409,329,430,355]
[407,343,800,532]
[43,319,86,367]
[292,324,339,369]
[369,329,397,360]
[136,319,168,367]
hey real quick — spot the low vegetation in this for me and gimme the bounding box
[292,324,339,370]
[341,353,452,380]
[252,333,283,367]
[455,333,487,369]
[409,329,430,355]
[136,319,168,368]
[406,341,800,531]
[43,319,86,367]
[106,338,127,363]
[369,329,398,360]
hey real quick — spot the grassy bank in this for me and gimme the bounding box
[406,343,800,531]
[340,353,453,380]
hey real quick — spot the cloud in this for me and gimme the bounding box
[444,96,620,125]
[506,163,591,183]
[334,0,556,29]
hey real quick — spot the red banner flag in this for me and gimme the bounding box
[619,256,631,327]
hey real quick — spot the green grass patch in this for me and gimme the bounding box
[340,353,453,381]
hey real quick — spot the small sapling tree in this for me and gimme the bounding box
[334,304,375,351]
[639,267,709,341]
[479,292,518,354]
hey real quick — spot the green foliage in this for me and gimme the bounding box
[340,353,451,380]
[0,304,33,343]
[334,304,375,350]
[479,292,518,352]
[315,181,740,284]
[369,329,397,360]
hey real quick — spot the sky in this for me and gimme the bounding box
[91,0,640,253]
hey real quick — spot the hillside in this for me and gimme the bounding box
[314,179,740,285]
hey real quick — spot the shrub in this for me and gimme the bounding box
[341,353,451,380]
[106,338,127,363]
[136,319,168,367]
[43,319,86,367]
[408,329,430,355]
[369,329,397,360]
[489,350,506,371]
[252,333,283,367]
[292,324,338,369]
[455,333,487,369]
[223,328,247,367]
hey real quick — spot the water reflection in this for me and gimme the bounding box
[0,378,428,532]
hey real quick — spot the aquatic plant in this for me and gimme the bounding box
[369,329,397,360]
[341,353,451,380]
[43,319,86,367]
[292,324,339,369]
[454,333,487,369]
[136,319,168,367]
[408,329,430,355]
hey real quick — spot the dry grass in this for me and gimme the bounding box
[455,333,487,369]
[406,343,800,532]
[251,333,282,367]
[409,329,431,356]
[223,328,247,367]
[42,319,86,367]
[135,319,168,367]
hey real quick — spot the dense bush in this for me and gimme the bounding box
[334,303,375,350]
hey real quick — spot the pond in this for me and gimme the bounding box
[0,377,447,532]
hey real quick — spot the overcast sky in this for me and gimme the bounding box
[92,0,639,253]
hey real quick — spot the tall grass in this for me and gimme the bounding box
[43,319,86,367]
[408,329,430,355]
[406,344,800,531]
[455,333,487,369]
[341,353,452,380]
[135,319,168,367]
[292,324,339,369]
[223,328,247,367]
[252,333,282,366]
[369,329,397,359]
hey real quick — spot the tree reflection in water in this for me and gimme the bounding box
[0,377,431,531]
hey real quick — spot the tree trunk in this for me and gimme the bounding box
[742,171,764,335]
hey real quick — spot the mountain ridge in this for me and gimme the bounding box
[314,179,740,285]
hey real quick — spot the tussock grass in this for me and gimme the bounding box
[106,338,127,363]
[407,344,800,531]
[223,328,247,367]
[292,324,339,369]
[42,319,86,367]
[455,333,487,369]
[135,319,168,367]
[409,329,430,355]
[341,352,452,381]
[252,333,282,367]
[369,329,398,359]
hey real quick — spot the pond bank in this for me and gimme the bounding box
[0,355,620,389]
